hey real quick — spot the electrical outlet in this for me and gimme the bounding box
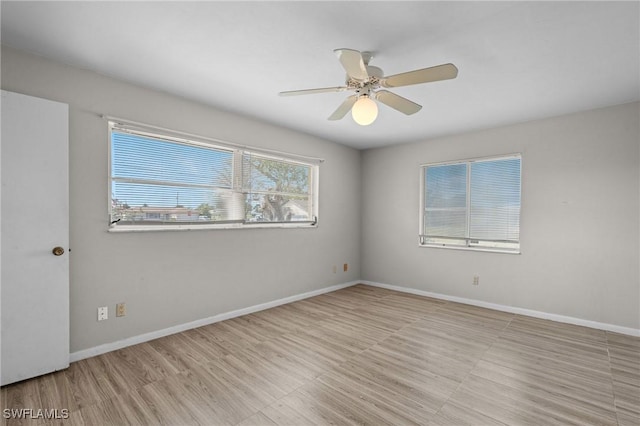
[343,263,348,272]
[98,306,108,321]
[116,302,126,317]
[333,265,337,274]
[473,276,480,285]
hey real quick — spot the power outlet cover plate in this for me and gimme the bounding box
[98,306,108,321]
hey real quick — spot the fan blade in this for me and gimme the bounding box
[334,48,368,81]
[381,63,458,88]
[279,86,349,96]
[328,95,358,120]
[375,90,422,115]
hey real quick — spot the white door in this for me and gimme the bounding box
[1,90,69,385]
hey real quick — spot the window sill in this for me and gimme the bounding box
[419,243,520,255]
[108,222,318,233]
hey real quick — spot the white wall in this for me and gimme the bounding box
[1,46,362,353]
[362,102,640,330]
[2,46,638,355]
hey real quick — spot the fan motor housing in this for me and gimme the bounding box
[366,65,383,78]
[345,65,384,89]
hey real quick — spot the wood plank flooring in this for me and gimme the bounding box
[1,284,638,425]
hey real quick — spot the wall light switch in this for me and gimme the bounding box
[116,303,126,317]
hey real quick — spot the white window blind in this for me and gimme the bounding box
[109,122,318,229]
[424,163,468,239]
[469,158,521,244]
[421,155,521,252]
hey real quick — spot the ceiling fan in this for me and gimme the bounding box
[279,48,458,126]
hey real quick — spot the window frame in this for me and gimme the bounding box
[419,154,522,254]
[108,120,319,232]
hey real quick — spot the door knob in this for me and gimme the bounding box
[52,247,64,256]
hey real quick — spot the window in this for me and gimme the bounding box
[420,155,521,253]
[243,153,314,223]
[109,122,318,230]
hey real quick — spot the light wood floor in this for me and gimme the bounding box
[2,284,639,425]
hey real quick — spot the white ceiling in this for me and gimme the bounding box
[1,1,638,149]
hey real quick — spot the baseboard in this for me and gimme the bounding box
[361,280,640,337]
[70,278,638,362]
[70,280,360,362]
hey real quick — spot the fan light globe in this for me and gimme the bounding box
[351,96,378,126]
